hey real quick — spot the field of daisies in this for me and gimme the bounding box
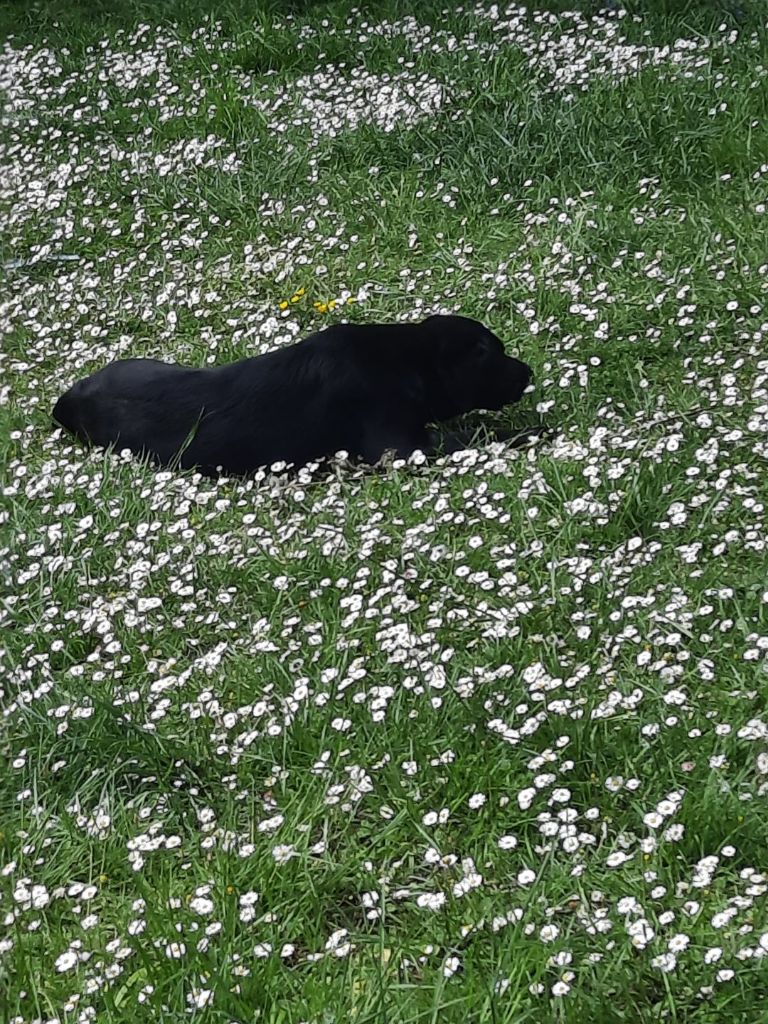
[2,0,768,1020]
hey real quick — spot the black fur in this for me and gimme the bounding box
[52,314,533,476]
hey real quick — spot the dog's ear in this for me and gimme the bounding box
[424,316,492,363]
[400,367,427,410]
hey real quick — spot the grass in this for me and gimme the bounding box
[1,1,768,1022]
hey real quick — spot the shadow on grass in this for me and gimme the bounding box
[0,0,757,46]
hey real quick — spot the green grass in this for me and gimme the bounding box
[2,1,768,1022]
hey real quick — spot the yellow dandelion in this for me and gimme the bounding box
[278,301,288,311]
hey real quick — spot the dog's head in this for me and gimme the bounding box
[421,315,533,421]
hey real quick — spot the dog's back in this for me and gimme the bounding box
[52,346,354,473]
[53,358,211,465]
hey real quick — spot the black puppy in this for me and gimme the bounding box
[52,314,532,476]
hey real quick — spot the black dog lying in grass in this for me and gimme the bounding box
[52,314,534,476]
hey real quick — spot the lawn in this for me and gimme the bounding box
[1,1,768,1021]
